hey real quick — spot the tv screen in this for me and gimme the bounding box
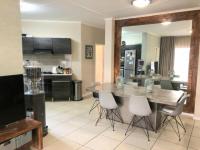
[0,74,26,127]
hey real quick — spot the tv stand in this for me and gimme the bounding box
[0,118,43,150]
[0,127,17,134]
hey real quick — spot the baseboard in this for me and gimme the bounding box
[193,115,200,120]
[83,92,92,99]
[182,112,194,117]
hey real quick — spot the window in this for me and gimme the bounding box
[173,48,190,82]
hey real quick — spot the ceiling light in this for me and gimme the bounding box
[20,1,38,12]
[132,0,151,8]
[161,21,172,26]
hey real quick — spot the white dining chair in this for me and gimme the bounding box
[125,95,154,141]
[160,94,190,141]
[96,91,123,131]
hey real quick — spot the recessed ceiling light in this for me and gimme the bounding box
[132,0,151,8]
[20,1,38,12]
[161,21,172,26]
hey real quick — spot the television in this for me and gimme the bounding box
[0,74,26,128]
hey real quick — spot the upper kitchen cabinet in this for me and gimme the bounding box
[52,38,71,54]
[33,38,53,53]
[22,37,34,54]
[22,37,72,54]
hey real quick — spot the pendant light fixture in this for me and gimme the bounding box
[132,0,151,8]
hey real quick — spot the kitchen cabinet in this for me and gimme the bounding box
[52,81,73,100]
[43,75,73,101]
[22,37,34,54]
[22,37,72,54]
[33,38,53,53]
[52,38,71,54]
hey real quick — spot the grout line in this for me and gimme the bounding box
[187,120,195,149]
[150,127,165,150]
[113,127,141,150]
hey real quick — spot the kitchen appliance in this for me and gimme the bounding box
[24,66,48,136]
[24,66,44,94]
[0,74,26,128]
[137,59,145,75]
[124,50,136,80]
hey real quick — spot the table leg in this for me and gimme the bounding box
[33,125,43,150]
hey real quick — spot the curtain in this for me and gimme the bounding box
[175,36,191,48]
[159,36,175,76]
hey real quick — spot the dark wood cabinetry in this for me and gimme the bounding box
[52,38,71,54]
[43,75,73,101]
[33,38,53,53]
[22,37,72,54]
[52,81,73,100]
[22,37,34,54]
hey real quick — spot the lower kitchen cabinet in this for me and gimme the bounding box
[43,75,73,101]
[52,80,73,101]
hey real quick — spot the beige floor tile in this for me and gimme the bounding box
[192,127,200,138]
[152,140,187,150]
[43,133,60,147]
[43,138,82,150]
[49,122,80,138]
[100,126,131,141]
[85,135,121,150]
[194,120,200,128]
[67,128,100,145]
[159,130,190,147]
[115,143,144,150]
[188,137,200,150]
[78,146,93,150]
[123,131,157,149]
[163,121,193,135]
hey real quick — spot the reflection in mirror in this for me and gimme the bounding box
[120,20,192,91]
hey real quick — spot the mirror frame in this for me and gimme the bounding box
[114,10,200,113]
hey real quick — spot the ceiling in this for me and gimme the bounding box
[21,0,200,28]
[122,20,192,36]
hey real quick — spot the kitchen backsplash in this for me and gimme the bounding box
[23,54,72,72]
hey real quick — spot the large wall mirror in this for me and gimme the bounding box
[114,10,200,113]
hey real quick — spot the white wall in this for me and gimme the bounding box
[104,18,115,83]
[121,32,142,45]
[0,0,23,75]
[81,24,105,94]
[143,33,160,65]
[22,20,82,80]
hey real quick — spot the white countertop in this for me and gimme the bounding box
[42,73,72,76]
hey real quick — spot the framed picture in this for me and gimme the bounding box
[85,45,93,59]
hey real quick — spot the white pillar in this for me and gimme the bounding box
[103,18,115,83]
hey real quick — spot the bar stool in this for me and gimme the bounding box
[96,91,123,131]
[125,95,154,141]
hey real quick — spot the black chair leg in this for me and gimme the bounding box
[89,100,99,114]
[174,117,181,141]
[95,107,103,126]
[144,117,150,142]
[125,115,135,135]
[111,110,115,131]
[146,116,155,132]
[177,116,186,133]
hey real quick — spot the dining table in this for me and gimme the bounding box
[87,83,184,131]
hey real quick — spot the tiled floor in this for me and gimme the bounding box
[38,98,200,150]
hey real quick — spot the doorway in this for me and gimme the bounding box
[95,44,104,83]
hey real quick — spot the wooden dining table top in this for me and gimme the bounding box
[87,83,184,106]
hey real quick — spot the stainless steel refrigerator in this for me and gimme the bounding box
[124,50,136,79]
